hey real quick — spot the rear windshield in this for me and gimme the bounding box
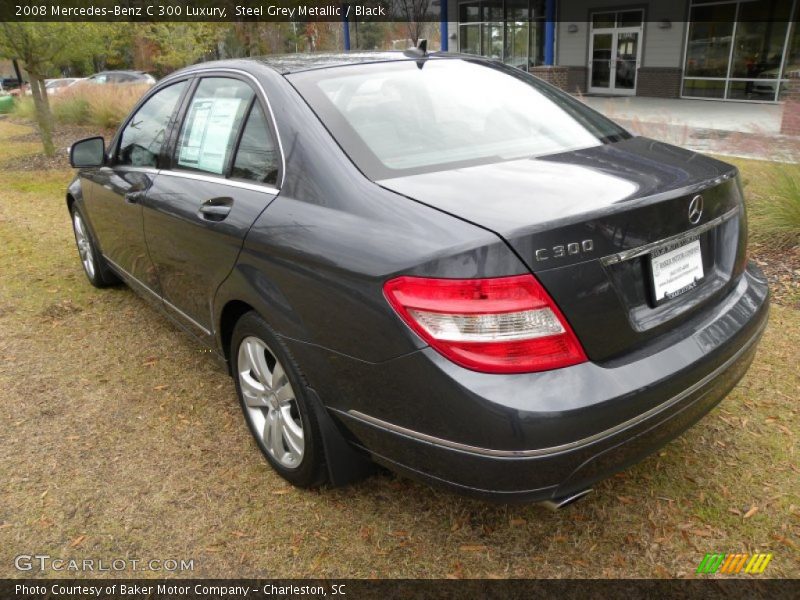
[289,58,630,179]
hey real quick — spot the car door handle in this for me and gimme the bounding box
[198,197,233,221]
[125,190,146,204]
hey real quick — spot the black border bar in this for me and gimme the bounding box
[3,579,800,600]
[2,0,799,22]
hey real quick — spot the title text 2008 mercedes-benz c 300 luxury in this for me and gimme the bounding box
[66,51,768,505]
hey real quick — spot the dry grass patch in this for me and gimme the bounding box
[724,156,800,308]
[0,120,798,579]
[0,117,40,164]
[13,84,150,131]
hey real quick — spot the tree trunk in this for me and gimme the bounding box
[12,59,23,86]
[39,78,55,135]
[38,78,51,115]
[247,23,257,56]
[28,72,55,157]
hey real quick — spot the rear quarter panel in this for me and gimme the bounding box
[213,67,526,394]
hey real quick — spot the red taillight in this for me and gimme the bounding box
[383,274,587,374]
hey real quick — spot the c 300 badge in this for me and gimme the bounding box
[534,240,594,262]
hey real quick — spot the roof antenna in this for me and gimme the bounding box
[403,38,428,59]
[403,39,428,69]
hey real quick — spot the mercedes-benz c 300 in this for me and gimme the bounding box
[66,51,769,504]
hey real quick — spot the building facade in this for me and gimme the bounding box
[446,0,800,102]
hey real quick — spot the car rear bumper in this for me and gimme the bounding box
[306,264,769,502]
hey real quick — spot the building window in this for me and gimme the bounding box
[505,0,531,68]
[779,20,800,101]
[592,10,642,30]
[458,0,545,69]
[459,2,481,55]
[683,0,796,102]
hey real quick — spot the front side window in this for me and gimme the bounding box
[174,77,254,176]
[290,59,629,179]
[117,81,187,167]
[231,103,280,185]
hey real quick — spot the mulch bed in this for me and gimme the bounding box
[1,118,114,171]
[3,152,68,171]
[751,245,800,309]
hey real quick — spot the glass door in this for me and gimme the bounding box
[589,10,643,95]
[614,30,640,93]
[590,32,613,91]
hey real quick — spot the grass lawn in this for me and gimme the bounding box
[0,118,797,578]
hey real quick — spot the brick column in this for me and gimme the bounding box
[636,68,682,98]
[780,73,800,136]
[529,66,569,91]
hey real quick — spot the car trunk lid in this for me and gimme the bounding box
[377,137,748,362]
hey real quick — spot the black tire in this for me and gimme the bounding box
[69,204,120,288]
[231,311,328,488]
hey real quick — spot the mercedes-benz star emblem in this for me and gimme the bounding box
[688,195,704,225]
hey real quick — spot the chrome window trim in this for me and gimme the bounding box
[103,254,212,336]
[157,67,287,189]
[158,170,279,195]
[600,206,739,266]
[339,318,764,459]
[111,166,161,175]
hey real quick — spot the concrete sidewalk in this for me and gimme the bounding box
[579,96,798,162]
[581,96,783,134]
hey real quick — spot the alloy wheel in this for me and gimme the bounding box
[72,212,96,279]
[237,336,304,468]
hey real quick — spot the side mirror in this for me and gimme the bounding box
[70,136,105,168]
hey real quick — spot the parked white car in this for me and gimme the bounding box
[45,78,83,95]
[752,64,800,96]
[24,78,81,96]
[78,71,156,86]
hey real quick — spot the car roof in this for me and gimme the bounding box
[92,70,148,76]
[172,52,479,77]
[257,52,420,74]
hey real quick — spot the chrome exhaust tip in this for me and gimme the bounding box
[538,488,593,511]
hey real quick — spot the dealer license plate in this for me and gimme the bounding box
[649,238,704,304]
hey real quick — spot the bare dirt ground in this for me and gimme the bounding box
[0,119,798,578]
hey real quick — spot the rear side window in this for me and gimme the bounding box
[175,77,254,176]
[117,81,187,168]
[231,103,279,185]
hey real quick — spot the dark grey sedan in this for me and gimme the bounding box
[66,52,769,506]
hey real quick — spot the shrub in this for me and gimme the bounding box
[82,84,148,130]
[13,84,150,131]
[749,163,800,250]
[11,97,36,121]
[55,84,149,130]
[52,96,90,125]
